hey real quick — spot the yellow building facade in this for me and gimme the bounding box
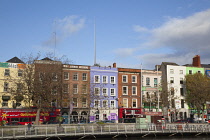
[0,57,26,108]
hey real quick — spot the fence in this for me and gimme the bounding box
[1,123,210,139]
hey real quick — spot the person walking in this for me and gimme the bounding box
[27,123,32,134]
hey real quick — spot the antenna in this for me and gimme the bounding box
[54,20,57,59]
[94,18,96,65]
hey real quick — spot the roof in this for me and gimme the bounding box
[6,57,24,64]
[201,64,210,68]
[161,62,179,66]
[41,57,53,61]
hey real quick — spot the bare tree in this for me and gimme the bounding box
[11,53,71,125]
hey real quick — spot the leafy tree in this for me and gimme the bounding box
[185,73,210,122]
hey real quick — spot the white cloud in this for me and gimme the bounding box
[115,9,210,69]
[133,25,149,32]
[114,47,138,57]
[42,15,85,47]
[57,15,85,37]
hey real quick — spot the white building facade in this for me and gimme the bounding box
[166,65,189,122]
[142,69,162,112]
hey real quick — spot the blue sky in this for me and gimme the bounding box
[1,0,210,69]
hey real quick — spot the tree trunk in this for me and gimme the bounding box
[35,108,41,125]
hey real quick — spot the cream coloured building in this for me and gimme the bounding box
[0,57,25,108]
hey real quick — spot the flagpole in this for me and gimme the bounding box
[140,64,143,109]
[157,66,159,112]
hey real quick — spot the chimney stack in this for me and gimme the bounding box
[192,55,201,67]
[113,63,116,68]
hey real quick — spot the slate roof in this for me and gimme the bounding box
[41,57,53,61]
[6,57,24,64]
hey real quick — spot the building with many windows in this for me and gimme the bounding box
[90,64,118,122]
[0,57,25,108]
[62,64,90,124]
[141,69,162,112]
[118,67,141,122]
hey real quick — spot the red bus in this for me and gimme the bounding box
[118,108,142,123]
[0,108,60,125]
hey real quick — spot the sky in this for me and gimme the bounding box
[1,0,210,70]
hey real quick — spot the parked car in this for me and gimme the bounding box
[174,120,190,123]
[6,122,23,126]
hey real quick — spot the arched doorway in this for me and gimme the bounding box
[71,111,78,124]
[62,112,68,124]
[80,111,88,123]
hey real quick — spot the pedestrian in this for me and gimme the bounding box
[27,123,32,132]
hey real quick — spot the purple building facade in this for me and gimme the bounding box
[89,65,118,122]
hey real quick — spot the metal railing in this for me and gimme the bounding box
[1,123,210,139]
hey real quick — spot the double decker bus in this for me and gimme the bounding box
[0,108,60,125]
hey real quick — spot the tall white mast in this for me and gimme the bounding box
[94,18,96,65]
[54,20,57,58]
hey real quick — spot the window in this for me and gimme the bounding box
[63,84,69,94]
[51,99,57,107]
[102,88,108,96]
[110,76,115,84]
[94,87,100,95]
[102,100,108,108]
[73,84,78,94]
[64,72,69,80]
[73,73,78,81]
[180,70,183,74]
[154,78,157,87]
[73,98,78,107]
[122,86,128,95]
[171,99,175,108]
[82,84,87,94]
[122,75,127,83]
[170,69,174,74]
[123,98,128,108]
[82,73,87,81]
[110,100,115,108]
[102,76,108,83]
[189,70,192,74]
[17,83,22,93]
[170,77,174,83]
[2,101,8,107]
[110,88,115,96]
[132,86,137,95]
[181,99,184,108]
[132,99,137,108]
[4,69,10,76]
[63,102,68,108]
[132,75,137,83]
[146,77,150,86]
[52,73,57,81]
[4,82,9,92]
[171,87,174,95]
[82,98,87,107]
[180,78,184,84]
[18,69,23,77]
[94,75,100,83]
[51,86,57,95]
[39,73,44,81]
[94,100,100,108]
[180,88,184,96]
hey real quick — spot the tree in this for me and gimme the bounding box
[11,53,71,125]
[159,80,179,122]
[185,73,210,122]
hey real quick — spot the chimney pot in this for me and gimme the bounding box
[192,55,201,67]
[113,63,116,68]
